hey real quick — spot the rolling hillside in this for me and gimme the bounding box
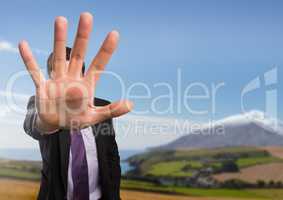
[127,146,283,187]
[1,147,283,199]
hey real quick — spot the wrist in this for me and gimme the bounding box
[35,114,59,134]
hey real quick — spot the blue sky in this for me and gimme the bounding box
[0,0,282,149]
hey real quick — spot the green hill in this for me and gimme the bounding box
[126,147,283,179]
[0,159,41,181]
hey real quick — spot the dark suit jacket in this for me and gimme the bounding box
[24,96,121,200]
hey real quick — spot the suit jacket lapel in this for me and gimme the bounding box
[59,129,71,194]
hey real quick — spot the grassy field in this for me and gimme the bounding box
[1,179,283,200]
[0,179,283,200]
[236,157,282,168]
[122,179,283,200]
[1,146,283,199]
[127,146,283,179]
[147,161,196,177]
[0,159,41,180]
[146,156,282,178]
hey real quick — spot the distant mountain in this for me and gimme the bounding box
[156,111,283,150]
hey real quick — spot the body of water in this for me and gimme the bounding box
[0,148,142,175]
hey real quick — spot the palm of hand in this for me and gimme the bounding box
[19,12,133,130]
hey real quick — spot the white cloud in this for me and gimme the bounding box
[0,40,18,53]
[0,40,48,55]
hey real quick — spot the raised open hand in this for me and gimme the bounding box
[18,12,133,131]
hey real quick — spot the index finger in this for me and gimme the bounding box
[18,40,46,88]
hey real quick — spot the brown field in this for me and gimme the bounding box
[0,179,250,200]
[0,179,38,200]
[214,146,283,183]
[261,146,283,159]
[214,163,283,183]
